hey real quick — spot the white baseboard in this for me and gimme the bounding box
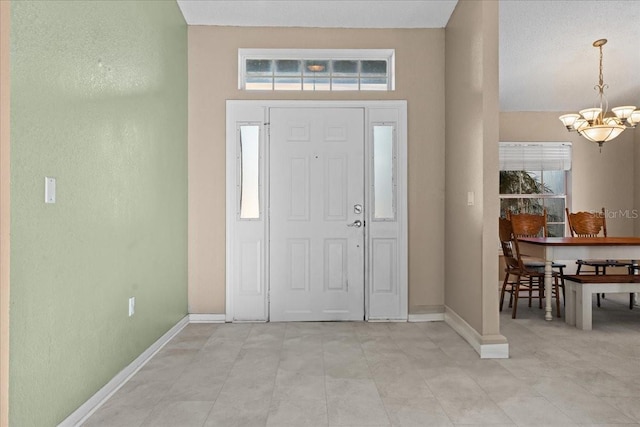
[444,306,509,359]
[478,342,510,359]
[189,313,226,323]
[408,313,445,322]
[58,315,190,427]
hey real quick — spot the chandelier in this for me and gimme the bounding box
[559,39,639,151]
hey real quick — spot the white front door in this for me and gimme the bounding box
[269,108,365,321]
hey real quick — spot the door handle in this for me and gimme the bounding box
[347,220,363,228]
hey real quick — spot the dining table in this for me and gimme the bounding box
[517,236,640,321]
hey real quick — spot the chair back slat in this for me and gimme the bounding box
[566,207,607,237]
[507,209,547,238]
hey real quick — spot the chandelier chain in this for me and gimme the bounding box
[596,43,605,96]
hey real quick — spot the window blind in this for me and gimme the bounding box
[499,143,572,171]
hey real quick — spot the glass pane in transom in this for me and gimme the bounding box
[274,77,302,90]
[246,77,272,90]
[332,60,358,75]
[302,78,330,91]
[332,78,358,90]
[275,60,301,75]
[361,78,388,91]
[246,59,272,75]
[361,60,387,75]
[303,60,329,75]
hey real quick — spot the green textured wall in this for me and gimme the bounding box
[9,1,187,425]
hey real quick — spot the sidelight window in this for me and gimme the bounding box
[238,124,261,219]
[372,124,396,220]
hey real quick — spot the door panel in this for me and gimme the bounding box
[325,155,348,220]
[270,108,365,321]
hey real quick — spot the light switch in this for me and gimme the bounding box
[467,191,474,206]
[45,177,56,204]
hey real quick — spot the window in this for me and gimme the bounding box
[372,124,396,220]
[499,143,571,237]
[239,49,395,91]
[238,124,261,219]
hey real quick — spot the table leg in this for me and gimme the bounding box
[633,260,638,308]
[544,259,553,321]
[565,282,576,326]
[577,285,593,330]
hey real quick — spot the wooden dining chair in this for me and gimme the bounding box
[507,209,566,303]
[507,209,567,303]
[499,218,562,319]
[566,207,634,308]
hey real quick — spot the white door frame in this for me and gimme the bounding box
[225,100,408,322]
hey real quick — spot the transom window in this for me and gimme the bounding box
[239,49,395,91]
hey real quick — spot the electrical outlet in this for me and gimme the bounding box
[128,297,135,317]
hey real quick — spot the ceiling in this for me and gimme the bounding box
[177,0,640,113]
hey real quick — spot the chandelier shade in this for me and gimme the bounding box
[579,125,625,144]
[612,106,637,121]
[559,39,639,151]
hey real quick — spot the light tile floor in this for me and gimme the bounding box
[83,295,640,426]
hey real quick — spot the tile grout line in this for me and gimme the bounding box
[136,329,204,427]
[199,324,251,427]
[263,323,287,427]
[321,326,330,427]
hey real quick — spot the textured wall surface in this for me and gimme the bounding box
[1,2,11,426]
[9,2,187,425]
